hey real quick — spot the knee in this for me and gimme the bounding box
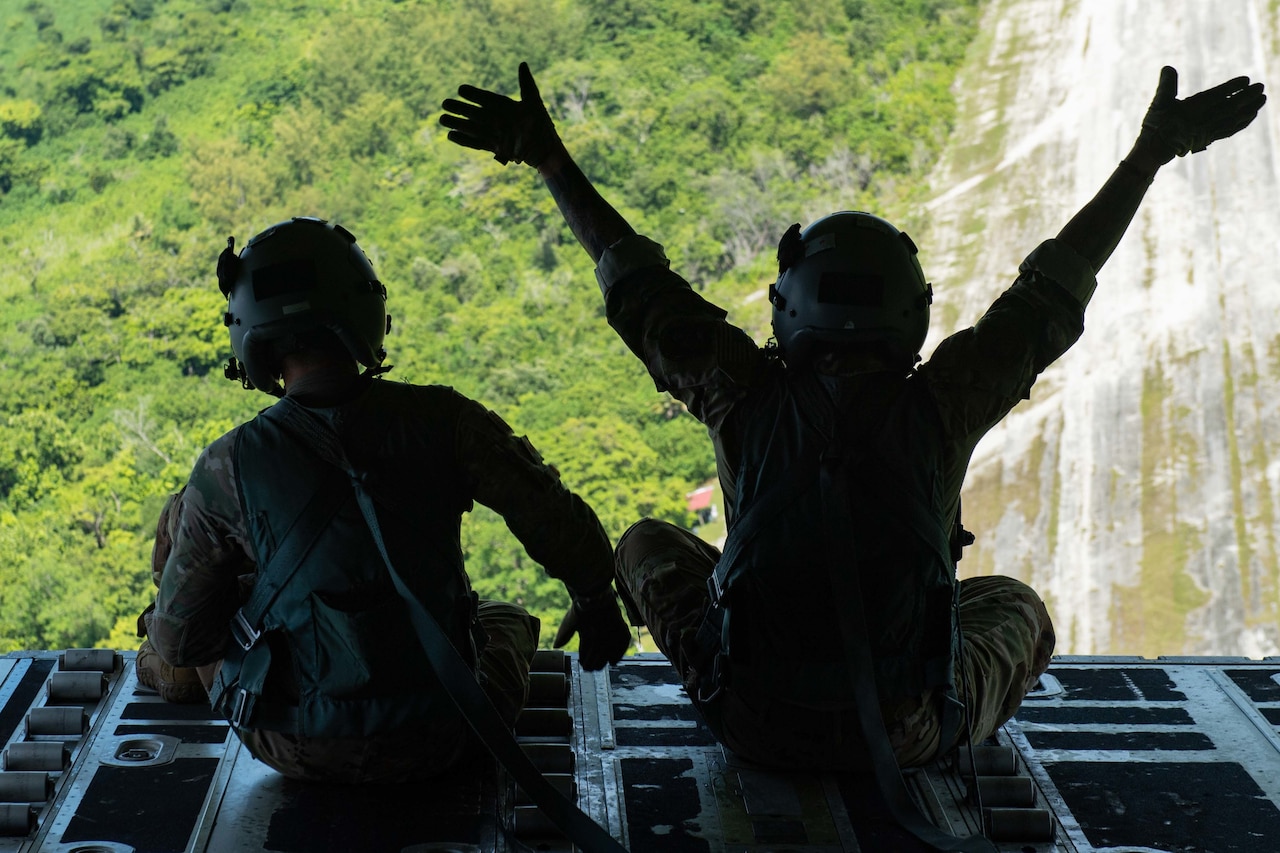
[958,575,1056,673]
[477,600,541,656]
[616,518,676,559]
[615,518,685,577]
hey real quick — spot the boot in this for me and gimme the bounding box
[136,639,206,704]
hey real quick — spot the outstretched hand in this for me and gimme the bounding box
[1140,66,1266,164]
[553,590,631,671]
[440,62,560,167]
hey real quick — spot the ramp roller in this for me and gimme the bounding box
[971,775,1036,807]
[27,707,87,736]
[513,804,560,837]
[514,707,571,738]
[530,649,566,675]
[4,742,67,772]
[47,672,106,703]
[59,649,117,673]
[515,772,574,806]
[0,772,51,803]
[0,804,33,836]
[985,807,1055,842]
[520,742,574,774]
[527,672,567,706]
[956,745,1017,777]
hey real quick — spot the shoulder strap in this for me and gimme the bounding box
[228,417,351,653]
[272,396,627,853]
[710,450,820,602]
[711,369,831,602]
[713,370,990,852]
[820,447,995,853]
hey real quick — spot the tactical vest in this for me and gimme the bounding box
[211,381,481,739]
[704,365,958,712]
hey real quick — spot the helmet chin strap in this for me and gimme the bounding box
[223,356,253,390]
[223,356,286,397]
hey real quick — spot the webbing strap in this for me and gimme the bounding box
[275,397,627,853]
[821,454,996,853]
[230,425,351,651]
[710,450,820,602]
[352,482,626,852]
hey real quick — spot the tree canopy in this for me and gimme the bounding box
[0,0,980,653]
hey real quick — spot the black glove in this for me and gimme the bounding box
[553,587,631,671]
[1140,66,1266,164]
[440,61,560,167]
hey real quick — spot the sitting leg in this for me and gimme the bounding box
[474,599,541,728]
[614,518,720,697]
[955,575,1056,743]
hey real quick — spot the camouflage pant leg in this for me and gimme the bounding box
[955,574,1056,743]
[614,519,720,698]
[890,576,1054,764]
[475,599,541,728]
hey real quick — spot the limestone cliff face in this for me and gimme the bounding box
[919,0,1280,656]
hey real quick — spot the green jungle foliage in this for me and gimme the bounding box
[0,0,980,654]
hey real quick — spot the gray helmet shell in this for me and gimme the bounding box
[770,211,930,365]
[223,217,389,394]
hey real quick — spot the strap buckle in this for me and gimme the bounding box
[696,651,728,704]
[707,574,724,606]
[693,593,730,704]
[228,687,252,729]
[230,608,261,651]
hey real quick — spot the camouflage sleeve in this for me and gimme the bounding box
[454,395,615,597]
[600,236,768,432]
[150,488,184,588]
[918,240,1087,524]
[152,429,256,667]
[921,241,1088,444]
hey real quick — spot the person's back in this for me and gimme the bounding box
[139,217,631,783]
[595,214,1064,769]
[439,61,1264,777]
[723,362,951,697]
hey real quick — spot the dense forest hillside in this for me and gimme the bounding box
[0,0,979,653]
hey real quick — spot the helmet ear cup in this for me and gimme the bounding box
[220,217,388,394]
[770,211,930,365]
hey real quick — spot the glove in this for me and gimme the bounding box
[440,61,560,167]
[1140,66,1266,164]
[553,587,631,671]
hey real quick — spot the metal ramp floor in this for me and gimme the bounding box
[0,650,1276,851]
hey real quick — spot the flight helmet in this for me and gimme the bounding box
[218,217,390,396]
[769,211,931,366]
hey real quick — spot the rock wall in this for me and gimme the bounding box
[919,0,1280,656]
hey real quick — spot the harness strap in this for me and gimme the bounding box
[211,425,352,731]
[229,472,350,652]
[821,450,995,853]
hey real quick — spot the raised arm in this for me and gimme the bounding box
[441,62,633,263]
[1057,66,1265,281]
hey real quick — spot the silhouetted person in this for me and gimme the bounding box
[137,217,630,782]
[440,65,1264,773]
